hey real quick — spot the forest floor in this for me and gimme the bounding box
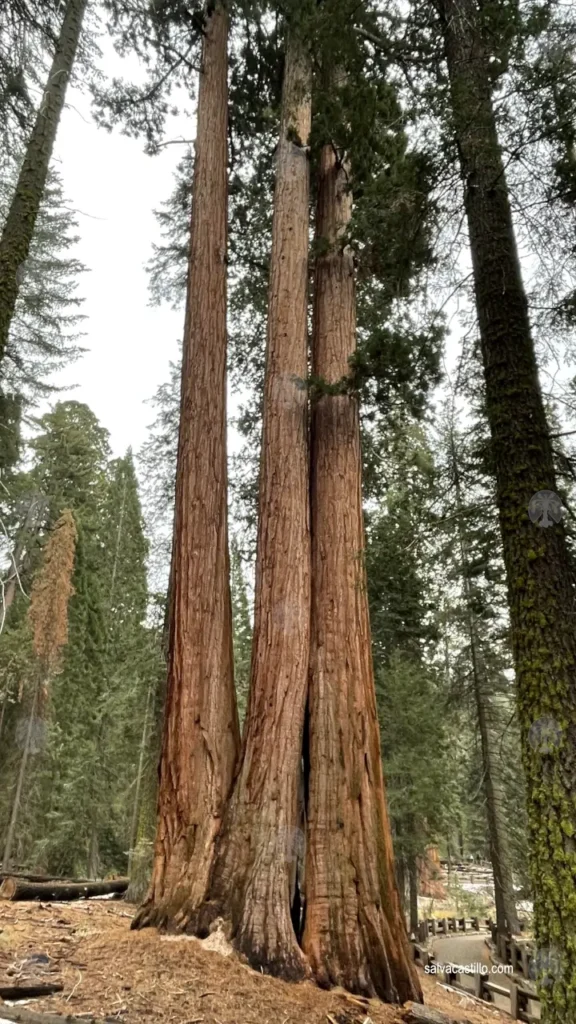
[0,899,509,1024]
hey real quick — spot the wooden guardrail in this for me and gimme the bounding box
[414,916,490,943]
[490,925,534,981]
[412,924,542,1022]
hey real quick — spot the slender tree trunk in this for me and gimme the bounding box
[0,0,87,365]
[449,430,519,935]
[132,0,240,930]
[2,682,38,871]
[128,675,154,878]
[87,827,100,880]
[0,696,7,748]
[437,0,576,1015]
[1,495,44,622]
[408,855,419,937]
[126,669,164,904]
[190,32,312,982]
[301,141,421,1003]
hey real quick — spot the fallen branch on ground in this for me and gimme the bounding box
[402,1005,474,1024]
[0,1005,110,1024]
[0,987,63,1002]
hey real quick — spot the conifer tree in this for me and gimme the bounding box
[188,22,313,980]
[0,0,88,371]
[303,106,420,996]
[2,507,76,870]
[427,0,576,1012]
[133,0,240,930]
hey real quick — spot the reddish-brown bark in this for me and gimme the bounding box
[301,143,422,1004]
[191,33,312,981]
[132,0,240,932]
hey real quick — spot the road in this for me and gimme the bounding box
[432,933,516,1015]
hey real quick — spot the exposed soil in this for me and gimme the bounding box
[0,899,507,1024]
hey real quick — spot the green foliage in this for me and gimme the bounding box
[0,402,162,877]
[377,652,456,864]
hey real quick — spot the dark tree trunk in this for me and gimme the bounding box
[437,0,576,1015]
[0,0,87,366]
[132,0,240,932]
[0,877,128,900]
[301,140,421,1003]
[190,31,312,982]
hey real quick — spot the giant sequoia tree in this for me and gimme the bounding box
[303,125,420,1000]
[433,0,576,1015]
[133,0,240,930]
[188,26,312,979]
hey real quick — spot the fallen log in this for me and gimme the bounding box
[402,1006,473,1024]
[0,874,93,886]
[0,875,68,885]
[0,1005,108,1024]
[0,878,128,902]
[0,986,63,1002]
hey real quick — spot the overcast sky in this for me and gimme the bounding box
[48,44,192,459]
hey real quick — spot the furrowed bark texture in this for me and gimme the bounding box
[302,142,422,1004]
[438,0,576,1016]
[191,35,312,981]
[132,1,240,932]
[0,0,87,366]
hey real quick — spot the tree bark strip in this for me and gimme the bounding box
[0,0,88,366]
[191,31,312,982]
[436,0,576,1016]
[132,0,240,932]
[301,141,421,1003]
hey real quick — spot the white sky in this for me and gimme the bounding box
[48,48,192,458]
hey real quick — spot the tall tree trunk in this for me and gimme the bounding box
[190,32,312,982]
[128,675,154,880]
[0,0,87,366]
[1,495,44,622]
[449,429,519,936]
[87,826,100,880]
[2,682,38,871]
[126,668,164,904]
[437,0,576,1015]
[301,141,421,1003]
[408,855,419,937]
[132,0,240,931]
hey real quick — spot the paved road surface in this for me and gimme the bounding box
[431,933,534,1016]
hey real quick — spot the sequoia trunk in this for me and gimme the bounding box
[0,0,87,367]
[132,0,240,931]
[301,142,421,1003]
[438,0,576,1015]
[191,32,311,981]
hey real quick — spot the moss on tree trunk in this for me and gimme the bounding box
[438,0,576,1016]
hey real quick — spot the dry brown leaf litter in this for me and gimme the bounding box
[0,901,507,1024]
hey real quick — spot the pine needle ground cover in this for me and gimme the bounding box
[0,900,507,1024]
